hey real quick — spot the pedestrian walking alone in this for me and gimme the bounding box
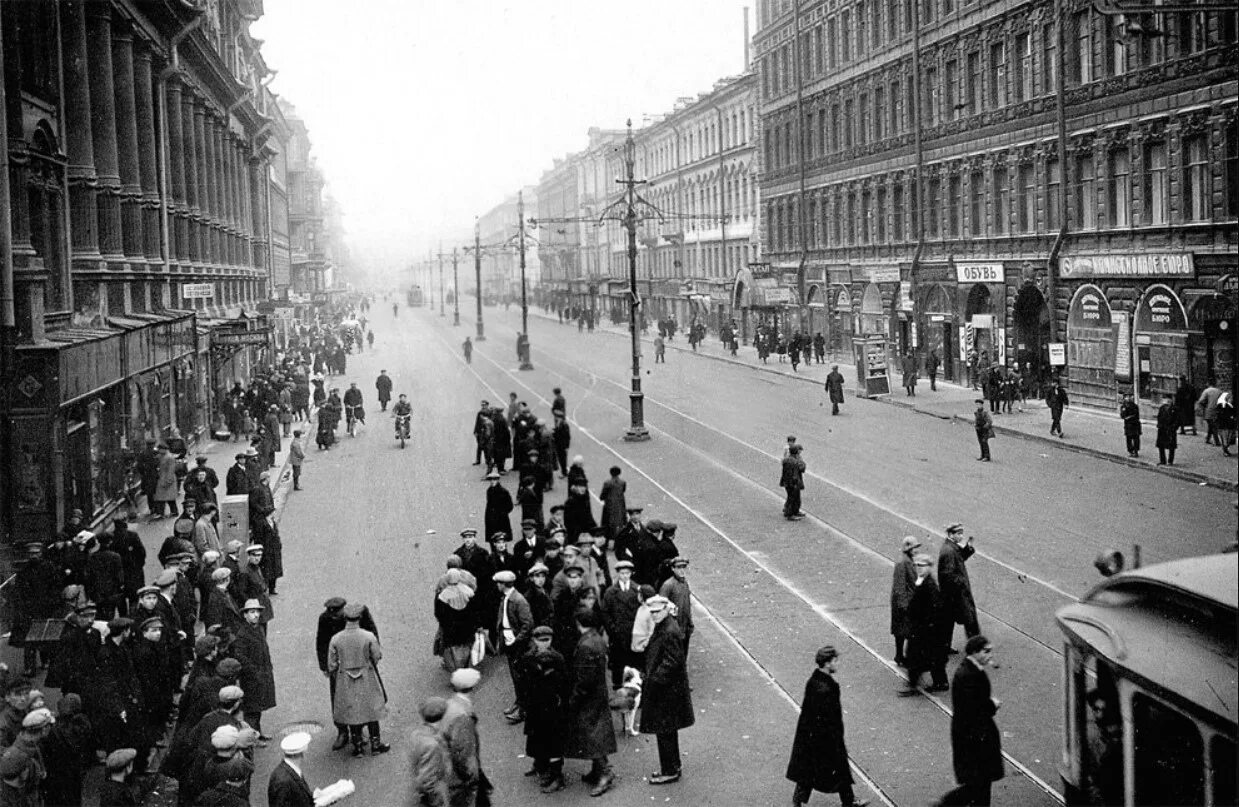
[1119,392,1142,457]
[1155,395,1178,466]
[786,645,868,807]
[973,399,993,462]
[1174,374,1198,435]
[289,431,305,490]
[654,334,666,363]
[1045,380,1069,438]
[1197,379,1223,446]
[927,350,940,391]
[781,444,806,520]
[901,353,918,396]
[937,636,1004,806]
[462,337,473,364]
[824,366,845,415]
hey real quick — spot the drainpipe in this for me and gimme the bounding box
[156,12,205,293]
[0,10,16,542]
[910,0,926,368]
[1045,0,1067,344]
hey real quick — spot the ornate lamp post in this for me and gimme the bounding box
[619,120,649,441]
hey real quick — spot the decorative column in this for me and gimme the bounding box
[163,75,186,263]
[249,154,269,276]
[85,2,123,263]
[132,43,161,262]
[62,0,100,264]
[110,24,144,263]
[183,92,201,264]
[223,135,238,265]
[200,108,217,265]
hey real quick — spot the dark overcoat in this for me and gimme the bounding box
[490,413,512,463]
[599,477,627,540]
[565,628,616,759]
[824,371,846,404]
[1155,403,1178,449]
[889,555,917,638]
[937,540,977,627]
[639,617,694,734]
[903,576,945,670]
[232,622,277,711]
[522,646,567,760]
[951,660,1005,785]
[785,668,853,793]
[484,485,514,543]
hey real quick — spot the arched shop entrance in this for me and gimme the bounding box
[806,284,826,338]
[920,284,955,381]
[831,287,853,356]
[1066,285,1115,407]
[965,284,996,364]
[1134,284,1188,402]
[1013,282,1052,390]
[860,283,885,335]
[1188,289,1236,389]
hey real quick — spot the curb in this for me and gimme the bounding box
[527,310,1237,493]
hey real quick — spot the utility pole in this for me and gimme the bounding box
[452,247,460,326]
[619,120,650,442]
[517,191,533,370]
[437,245,445,316]
[473,220,485,340]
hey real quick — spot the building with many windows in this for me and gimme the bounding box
[478,187,539,304]
[0,0,339,545]
[754,0,1236,405]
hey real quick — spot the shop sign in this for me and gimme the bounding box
[1218,274,1237,295]
[956,263,1005,283]
[1135,287,1187,331]
[182,283,214,300]
[763,287,792,304]
[1060,253,1194,279]
[212,328,272,347]
[835,289,852,311]
[1048,342,1067,366]
[1114,312,1132,381]
[853,266,900,284]
[1068,286,1112,329]
[897,281,914,312]
[970,314,994,329]
[827,267,852,285]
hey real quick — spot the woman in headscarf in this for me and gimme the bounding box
[434,569,477,673]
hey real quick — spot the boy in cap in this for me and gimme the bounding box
[521,624,567,791]
[602,560,643,687]
[267,731,315,807]
[522,562,553,625]
[98,747,139,806]
[132,615,174,754]
[43,601,99,695]
[409,698,451,806]
[659,556,693,652]
[786,646,869,807]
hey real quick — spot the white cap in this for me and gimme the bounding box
[280,731,312,756]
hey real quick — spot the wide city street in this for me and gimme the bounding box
[249,300,1235,807]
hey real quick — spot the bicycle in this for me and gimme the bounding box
[345,404,362,437]
[395,413,411,449]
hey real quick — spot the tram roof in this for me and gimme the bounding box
[1057,553,1237,729]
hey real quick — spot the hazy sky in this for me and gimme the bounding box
[252,0,753,279]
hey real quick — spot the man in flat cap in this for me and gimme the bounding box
[974,398,994,461]
[267,731,315,807]
[901,553,949,696]
[105,516,147,611]
[520,624,567,791]
[550,564,587,658]
[615,506,658,587]
[513,519,546,576]
[786,646,869,807]
[938,523,980,654]
[454,529,496,641]
[408,698,451,806]
[225,453,251,497]
[132,615,174,763]
[602,560,643,688]
[640,595,694,785]
[494,571,534,724]
[473,399,493,467]
[98,747,139,806]
[44,601,101,696]
[95,616,142,754]
[938,635,1004,807]
[162,685,246,800]
[659,556,694,653]
[233,600,276,744]
[490,533,521,586]
[484,471,515,544]
[328,603,390,757]
[203,569,244,634]
[781,443,807,520]
[443,669,490,806]
[890,536,922,667]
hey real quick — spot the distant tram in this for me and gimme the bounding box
[1056,551,1236,806]
[407,285,424,307]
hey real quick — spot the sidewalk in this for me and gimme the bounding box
[531,309,1237,491]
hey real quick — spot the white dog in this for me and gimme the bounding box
[609,666,643,736]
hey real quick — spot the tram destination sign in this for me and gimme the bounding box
[1060,253,1194,279]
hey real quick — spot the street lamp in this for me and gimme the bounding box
[452,247,460,326]
[473,220,485,340]
[619,120,650,442]
[517,190,533,370]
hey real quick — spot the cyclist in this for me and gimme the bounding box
[392,394,412,440]
[392,302,399,317]
[343,382,366,432]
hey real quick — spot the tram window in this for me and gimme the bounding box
[1132,693,1205,806]
[1212,735,1236,807]
[1084,662,1122,806]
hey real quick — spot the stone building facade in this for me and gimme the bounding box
[754,0,1236,405]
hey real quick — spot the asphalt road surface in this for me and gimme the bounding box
[249,300,1233,807]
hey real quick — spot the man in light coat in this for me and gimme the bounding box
[328,602,390,757]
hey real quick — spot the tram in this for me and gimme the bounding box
[1055,550,1237,806]
[407,285,425,308]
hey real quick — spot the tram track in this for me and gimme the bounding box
[427,314,1066,805]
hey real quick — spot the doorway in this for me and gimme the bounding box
[1013,282,1052,392]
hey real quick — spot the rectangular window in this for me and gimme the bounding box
[1109,148,1131,227]
[1043,23,1058,93]
[1144,141,1167,224]
[970,170,985,235]
[1047,158,1061,228]
[989,42,1006,108]
[890,80,901,132]
[1178,9,1204,54]
[831,195,842,243]
[843,99,855,148]
[1105,15,1128,76]
[909,179,919,238]
[893,185,905,239]
[861,190,872,243]
[927,177,941,237]
[873,0,883,46]
[814,26,824,74]
[1183,134,1208,221]
[1226,126,1238,217]
[889,0,901,39]
[858,2,868,53]
[830,104,841,151]
[945,59,959,120]
[874,87,886,140]
[1019,163,1035,232]
[846,192,857,244]
[906,78,916,132]
[923,0,936,25]
[924,67,939,126]
[785,122,794,165]
[1074,11,1093,84]
[858,93,870,145]
[967,51,983,112]
[1136,13,1166,66]
[819,109,829,155]
[948,175,962,236]
[805,112,816,159]
[828,17,838,68]
[841,10,852,61]
[801,31,812,81]
[905,0,914,33]
[1014,33,1032,101]
[943,0,954,16]
[993,166,1009,233]
[1075,153,1096,229]
[877,187,888,241]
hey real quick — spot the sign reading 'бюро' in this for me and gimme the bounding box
[1060,253,1194,279]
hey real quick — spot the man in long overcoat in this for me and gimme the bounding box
[889,536,920,666]
[565,608,617,796]
[781,444,806,520]
[786,645,868,807]
[938,523,980,652]
[472,399,491,465]
[408,698,451,806]
[328,602,390,757]
[900,554,948,694]
[484,473,514,543]
[153,444,180,518]
[601,561,642,688]
[824,366,846,415]
[522,626,568,792]
[640,595,693,785]
[489,408,512,474]
[939,635,1004,806]
[316,597,379,750]
[233,600,277,739]
[598,467,627,541]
